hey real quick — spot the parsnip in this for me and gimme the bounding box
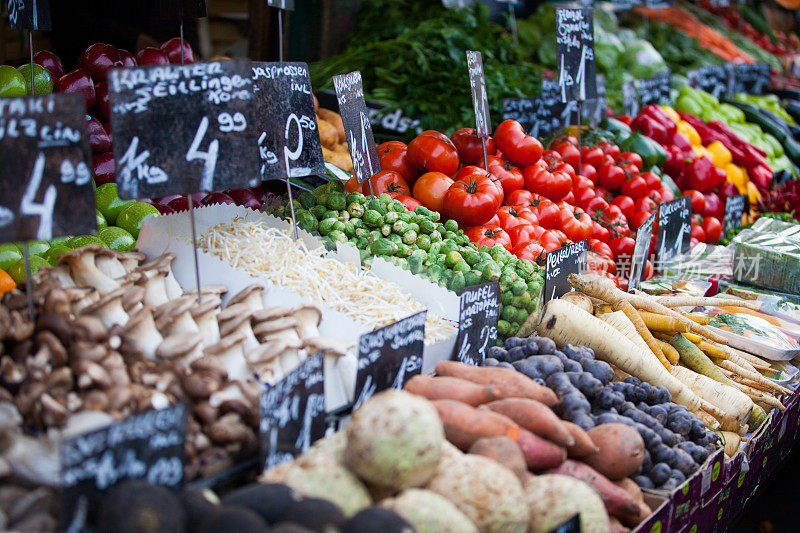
[669,366,752,435]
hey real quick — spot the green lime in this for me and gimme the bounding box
[97,210,107,230]
[24,240,50,256]
[68,235,104,249]
[97,226,135,252]
[49,236,70,247]
[16,63,52,95]
[95,183,134,225]
[0,244,22,272]
[8,255,48,284]
[0,65,27,98]
[43,244,71,265]
[115,202,159,239]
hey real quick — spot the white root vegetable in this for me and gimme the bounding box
[559,291,594,314]
[721,431,741,457]
[669,366,752,435]
[655,296,764,311]
[537,299,717,420]
[716,359,790,396]
[600,311,659,363]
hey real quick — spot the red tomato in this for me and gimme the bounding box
[530,196,562,229]
[634,196,659,216]
[588,238,614,259]
[691,224,706,243]
[598,164,625,190]
[659,186,675,203]
[496,205,535,232]
[629,211,652,231]
[644,260,654,280]
[450,128,496,165]
[550,160,577,179]
[583,196,609,217]
[574,186,597,210]
[412,171,454,212]
[642,171,662,190]
[454,164,490,181]
[611,195,635,220]
[548,229,569,247]
[505,188,534,206]
[592,220,611,242]
[682,189,706,214]
[487,159,524,197]
[513,242,546,261]
[572,174,594,191]
[378,144,417,184]
[619,162,640,177]
[344,175,362,193]
[555,142,580,168]
[609,236,636,261]
[580,163,598,184]
[559,206,593,242]
[493,120,543,167]
[646,189,663,204]
[369,170,410,197]
[702,216,723,244]
[562,191,575,205]
[621,175,649,198]
[407,132,459,175]
[392,194,422,211]
[465,225,512,251]
[619,152,643,170]
[581,146,604,168]
[442,173,502,226]
[598,140,621,159]
[523,165,572,202]
[507,224,541,248]
[702,192,724,220]
[594,186,613,203]
[377,141,406,151]
[587,251,617,276]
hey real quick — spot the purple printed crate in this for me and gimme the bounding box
[634,492,671,533]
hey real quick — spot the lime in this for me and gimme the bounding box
[24,240,50,256]
[43,244,71,265]
[115,202,160,239]
[8,255,49,284]
[97,210,107,230]
[95,183,134,225]
[49,236,70,247]
[0,65,27,98]
[97,227,135,252]
[68,235,104,248]
[16,63,52,95]
[0,244,22,271]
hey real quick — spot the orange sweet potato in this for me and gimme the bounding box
[435,361,559,406]
[431,399,520,451]
[562,421,599,458]
[482,398,574,447]
[516,428,566,471]
[468,436,528,483]
[404,375,500,406]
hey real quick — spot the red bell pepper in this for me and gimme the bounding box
[663,145,689,179]
[641,105,678,137]
[748,164,773,191]
[631,114,670,145]
[708,121,767,158]
[685,156,720,193]
[670,131,695,159]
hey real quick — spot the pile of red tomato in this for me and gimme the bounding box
[345,119,675,286]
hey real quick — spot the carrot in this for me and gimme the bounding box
[548,460,641,522]
[562,421,599,458]
[669,334,737,388]
[469,436,528,483]
[612,300,669,368]
[697,340,729,360]
[655,296,763,312]
[652,338,680,365]
[404,375,500,406]
[516,428,567,470]
[482,398,574,447]
[682,313,712,325]
[637,310,689,332]
[431,399,520,450]
[434,360,559,406]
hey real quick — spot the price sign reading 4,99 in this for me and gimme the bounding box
[656,196,692,268]
[7,0,51,30]
[0,94,95,243]
[108,59,260,200]
[353,311,426,409]
[260,353,326,469]
[60,404,186,528]
[456,283,499,366]
[628,212,655,293]
[333,71,380,184]
[555,7,596,103]
[252,62,325,181]
[466,51,491,138]
[724,194,748,232]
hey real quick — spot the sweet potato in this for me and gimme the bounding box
[469,436,528,483]
[405,375,500,406]
[482,398,574,447]
[563,421,598,458]
[609,517,630,533]
[612,478,643,504]
[516,428,566,471]
[435,361,559,406]
[548,460,640,522]
[431,400,520,451]
[584,424,645,481]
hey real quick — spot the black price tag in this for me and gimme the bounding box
[60,404,186,528]
[628,212,655,292]
[733,64,771,95]
[502,97,539,135]
[455,282,500,366]
[267,0,295,9]
[159,0,207,18]
[109,60,260,200]
[0,94,95,244]
[687,66,730,100]
[637,69,672,107]
[252,62,325,182]
[550,514,581,533]
[7,0,51,30]
[724,194,748,232]
[656,196,691,267]
[582,73,606,126]
[555,7,596,103]
[505,79,573,138]
[466,50,492,138]
[332,71,380,184]
[353,311,425,409]
[544,240,587,303]
[622,81,640,117]
[260,352,326,469]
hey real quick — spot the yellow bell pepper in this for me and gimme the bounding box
[661,105,681,124]
[747,182,762,204]
[724,162,748,192]
[677,121,702,147]
[707,141,732,168]
[692,145,710,159]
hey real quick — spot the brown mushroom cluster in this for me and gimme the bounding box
[0,245,356,484]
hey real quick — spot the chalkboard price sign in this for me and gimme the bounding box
[332,71,380,184]
[266,0,295,9]
[260,352,326,469]
[252,62,325,182]
[724,194,748,232]
[582,73,606,125]
[466,51,492,138]
[159,0,207,18]
[637,70,672,107]
[555,7,596,103]
[353,311,426,409]
[109,59,260,200]
[733,64,771,95]
[656,196,691,268]
[622,81,640,117]
[544,240,588,303]
[687,66,730,99]
[456,282,500,366]
[0,94,95,244]
[628,212,655,293]
[60,404,186,528]
[7,0,51,30]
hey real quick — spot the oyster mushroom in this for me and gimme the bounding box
[64,287,99,316]
[120,306,163,359]
[82,287,129,329]
[139,253,183,299]
[155,298,200,337]
[192,296,222,347]
[135,266,171,307]
[292,305,322,339]
[34,264,76,289]
[183,284,228,300]
[206,413,253,445]
[244,340,292,384]
[203,332,248,381]
[35,330,67,366]
[121,285,146,315]
[94,249,128,280]
[252,316,299,344]
[118,251,146,273]
[218,313,259,353]
[72,316,108,343]
[156,332,203,368]
[59,245,119,293]
[226,285,265,314]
